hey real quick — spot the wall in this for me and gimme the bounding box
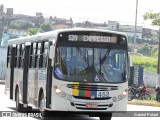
[0,47,7,79]
[143,71,159,88]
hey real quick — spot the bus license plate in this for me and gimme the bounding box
[86,103,98,108]
[97,91,109,98]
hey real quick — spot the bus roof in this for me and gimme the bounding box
[8,28,127,45]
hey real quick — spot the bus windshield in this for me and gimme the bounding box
[54,46,128,83]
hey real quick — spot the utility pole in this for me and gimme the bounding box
[134,0,138,49]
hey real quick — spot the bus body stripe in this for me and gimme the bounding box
[85,82,91,97]
[79,82,84,97]
[72,82,79,96]
[91,85,97,97]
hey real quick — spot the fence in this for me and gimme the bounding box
[143,71,159,88]
[129,66,160,88]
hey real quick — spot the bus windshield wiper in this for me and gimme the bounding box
[98,47,111,82]
[99,46,111,65]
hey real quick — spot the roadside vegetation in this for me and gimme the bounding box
[132,55,157,72]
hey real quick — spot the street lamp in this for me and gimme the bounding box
[134,0,138,48]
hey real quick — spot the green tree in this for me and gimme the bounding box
[19,22,33,30]
[143,11,160,74]
[9,23,19,29]
[151,46,158,56]
[40,23,52,32]
[27,28,43,35]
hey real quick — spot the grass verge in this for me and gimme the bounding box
[128,100,160,107]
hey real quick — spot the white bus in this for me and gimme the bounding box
[5,28,129,120]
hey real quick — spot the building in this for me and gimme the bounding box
[142,28,158,40]
[107,21,119,31]
[107,21,143,38]
[6,8,13,16]
[5,29,26,36]
[74,21,107,29]
[52,24,71,30]
[49,16,73,30]
[118,25,143,38]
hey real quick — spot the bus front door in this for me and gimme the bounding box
[10,46,16,99]
[22,45,30,105]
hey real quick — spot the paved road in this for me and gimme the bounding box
[0,84,160,120]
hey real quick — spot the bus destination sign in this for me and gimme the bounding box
[68,35,113,43]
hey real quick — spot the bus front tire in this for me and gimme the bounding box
[99,113,112,120]
[99,117,112,120]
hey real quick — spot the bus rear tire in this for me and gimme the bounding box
[39,92,47,119]
[99,117,112,120]
[16,89,23,112]
[99,113,112,120]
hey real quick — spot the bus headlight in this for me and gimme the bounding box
[55,88,61,93]
[112,89,127,102]
[122,91,127,96]
[54,86,66,97]
[53,86,72,100]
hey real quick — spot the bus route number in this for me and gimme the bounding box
[97,91,109,98]
[68,35,78,41]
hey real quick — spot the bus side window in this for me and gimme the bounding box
[29,43,33,68]
[18,45,22,68]
[16,45,20,68]
[39,41,44,68]
[7,46,11,68]
[43,42,48,68]
[36,43,41,68]
[32,43,37,68]
[14,45,17,68]
[21,44,25,68]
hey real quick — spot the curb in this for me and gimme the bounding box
[128,101,160,107]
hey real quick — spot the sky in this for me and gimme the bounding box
[1,0,160,29]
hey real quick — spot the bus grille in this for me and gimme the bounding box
[71,102,113,110]
[73,96,111,100]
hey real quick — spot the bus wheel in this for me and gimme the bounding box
[39,92,46,119]
[39,92,45,111]
[99,117,112,120]
[16,89,23,112]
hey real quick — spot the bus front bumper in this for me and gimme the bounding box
[51,93,127,112]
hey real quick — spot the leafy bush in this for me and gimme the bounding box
[132,55,157,72]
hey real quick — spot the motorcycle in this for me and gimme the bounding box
[139,85,151,100]
[128,85,151,101]
[155,86,160,102]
